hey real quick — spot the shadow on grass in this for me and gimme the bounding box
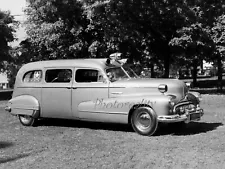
[0,141,13,149]
[0,153,30,164]
[156,122,223,136]
[37,119,223,136]
[37,118,133,133]
[0,141,31,164]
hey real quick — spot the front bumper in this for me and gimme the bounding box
[157,106,204,123]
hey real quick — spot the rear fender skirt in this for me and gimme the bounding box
[7,95,40,118]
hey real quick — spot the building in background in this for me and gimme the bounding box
[0,73,9,89]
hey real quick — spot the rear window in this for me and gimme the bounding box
[23,70,42,83]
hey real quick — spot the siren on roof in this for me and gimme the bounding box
[106,52,124,65]
[109,52,122,60]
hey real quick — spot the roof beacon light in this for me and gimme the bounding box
[109,52,122,61]
[106,52,123,65]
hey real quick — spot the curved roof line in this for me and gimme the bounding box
[21,58,109,70]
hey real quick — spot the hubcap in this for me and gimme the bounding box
[136,111,151,131]
[20,115,32,124]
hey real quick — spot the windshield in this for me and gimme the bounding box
[123,65,138,78]
[106,66,138,82]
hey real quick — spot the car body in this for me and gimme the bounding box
[5,56,204,136]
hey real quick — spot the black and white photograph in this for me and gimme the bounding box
[0,0,225,168]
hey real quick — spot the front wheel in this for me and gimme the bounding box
[19,115,37,126]
[131,107,158,136]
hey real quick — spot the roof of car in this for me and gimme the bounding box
[21,58,110,71]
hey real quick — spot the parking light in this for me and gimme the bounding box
[158,84,168,94]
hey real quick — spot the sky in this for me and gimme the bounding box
[0,0,27,46]
[0,0,26,16]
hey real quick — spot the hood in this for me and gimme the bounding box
[112,78,185,87]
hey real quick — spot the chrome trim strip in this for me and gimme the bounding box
[111,92,123,94]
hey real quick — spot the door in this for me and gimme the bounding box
[41,68,73,119]
[72,68,109,120]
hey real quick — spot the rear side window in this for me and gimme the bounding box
[45,69,72,83]
[23,70,42,83]
[75,69,102,83]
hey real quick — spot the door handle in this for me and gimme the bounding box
[66,87,77,89]
[111,92,122,95]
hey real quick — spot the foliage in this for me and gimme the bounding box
[169,1,225,63]
[167,1,225,86]
[85,0,215,77]
[25,0,92,60]
[170,23,214,66]
[4,39,39,88]
[211,15,225,57]
[210,14,225,90]
[9,0,225,82]
[0,10,17,70]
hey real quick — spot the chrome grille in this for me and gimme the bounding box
[174,102,196,115]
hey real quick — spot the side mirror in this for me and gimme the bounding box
[98,75,108,84]
[103,77,108,84]
[106,72,114,81]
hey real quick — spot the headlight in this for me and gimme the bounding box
[168,94,176,114]
[175,103,196,115]
[167,94,176,107]
[179,107,185,114]
[158,84,168,93]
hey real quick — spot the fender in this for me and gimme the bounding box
[188,91,202,101]
[6,95,40,118]
[78,94,171,123]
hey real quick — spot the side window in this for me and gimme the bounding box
[75,69,103,83]
[45,69,72,83]
[23,70,42,83]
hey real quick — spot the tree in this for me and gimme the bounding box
[169,1,225,87]
[4,39,36,88]
[24,0,92,60]
[23,0,225,84]
[0,10,17,70]
[87,0,215,77]
[210,15,225,91]
[170,23,214,86]
[194,0,225,90]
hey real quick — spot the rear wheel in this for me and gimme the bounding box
[19,115,37,126]
[131,107,158,136]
